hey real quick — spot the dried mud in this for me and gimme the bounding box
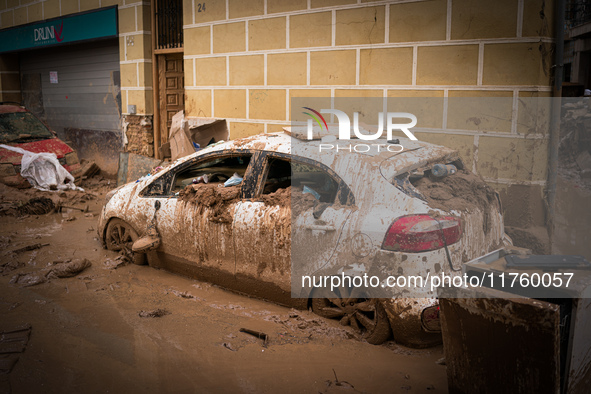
[179,183,240,223]
[180,184,319,223]
[0,179,447,392]
[413,170,499,214]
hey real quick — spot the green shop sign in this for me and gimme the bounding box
[0,6,118,53]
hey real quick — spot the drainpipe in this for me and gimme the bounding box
[151,0,160,159]
[546,0,565,250]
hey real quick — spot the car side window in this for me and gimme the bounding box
[262,157,340,204]
[171,154,252,194]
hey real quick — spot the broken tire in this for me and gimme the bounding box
[105,218,146,265]
[311,289,391,345]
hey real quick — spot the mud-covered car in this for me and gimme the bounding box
[0,103,81,187]
[98,132,507,347]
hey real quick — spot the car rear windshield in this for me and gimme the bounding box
[0,112,53,143]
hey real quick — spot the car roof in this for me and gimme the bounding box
[0,104,27,114]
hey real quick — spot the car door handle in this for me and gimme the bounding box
[305,224,336,231]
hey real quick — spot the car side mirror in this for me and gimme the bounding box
[313,201,330,219]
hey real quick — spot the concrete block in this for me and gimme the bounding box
[523,0,555,37]
[517,91,552,135]
[229,0,263,19]
[43,0,60,19]
[229,55,264,85]
[137,5,151,31]
[447,90,513,132]
[415,132,475,169]
[194,0,226,24]
[184,59,194,87]
[249,17,286,51]
[335,6,385,46]
[417,45,479,85]
[184,26,211,55]
[229,121,264,139]
[289,89,331,120]
[387,90,445,129]
[27,2,42,23]
[120,63,138,87]
[389,0,447,42]
[310,50,356,85]
[195,57,227,86]
[102,0,123,6]
[477,136,548,182]
[249,89,286,120]
[119,36,126,61]
[290,12,332,48]
[214,89,246,118]
[483,43,552,86]
[13,7,26,25]
[311,0,355,8]
[360,47,412,85]
[213,22,245,53]
[451,0,517,39]
[0,10,12,28]
[267,0,307,14]
[127,89,153,115]
[79,0,100,12]
[118,7,137,33]
[61,0,79,15]
[267,52,307,85]
[125,34,152,60]
[183,0,192,25]
[186,89,212,117]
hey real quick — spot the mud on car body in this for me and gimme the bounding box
[98,132,508,347]
[0,103,81,187]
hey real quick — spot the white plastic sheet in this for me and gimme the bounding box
[0,144,82,191]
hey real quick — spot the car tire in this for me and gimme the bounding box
[105,218,146,265]
[311,293,391,345]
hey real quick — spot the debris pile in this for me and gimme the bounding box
[413,170,500,214]
[559,99,591,190]
[9,258,92,287]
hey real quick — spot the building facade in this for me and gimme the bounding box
[0,0,556,236]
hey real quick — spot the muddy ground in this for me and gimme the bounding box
[0,178,447,393]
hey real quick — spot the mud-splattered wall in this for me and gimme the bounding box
[182,0,555,234]
[124,115,154,157]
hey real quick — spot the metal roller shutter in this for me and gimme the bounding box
[19,38,123,175]
[19,38,121,135]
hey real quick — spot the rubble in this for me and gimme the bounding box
[558,99,591,191]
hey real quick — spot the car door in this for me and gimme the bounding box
[232,152,355,300]
[137,151,254,280]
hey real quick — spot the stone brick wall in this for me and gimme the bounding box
[182,0,556,229]
[123,115,154,157]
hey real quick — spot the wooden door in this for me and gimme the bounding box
[158,53,184,145]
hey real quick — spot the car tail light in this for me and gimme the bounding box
[382,214,462,253]
[421,305,441,332]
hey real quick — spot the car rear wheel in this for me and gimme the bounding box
[311,287,391,345]
[105,218,146,265]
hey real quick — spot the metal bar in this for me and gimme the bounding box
[546,0,565,251]
[151,0,160,159]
